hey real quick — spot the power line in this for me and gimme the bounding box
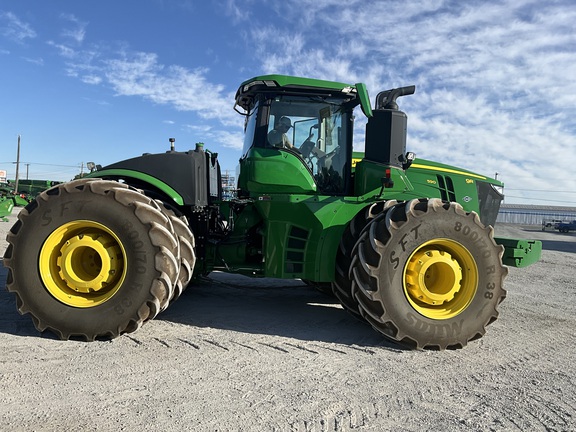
[0,161,81,168]
[506,188,576,194]
[505,195,576,205]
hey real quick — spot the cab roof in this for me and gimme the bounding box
[234,74,372,117]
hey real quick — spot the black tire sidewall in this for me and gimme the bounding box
[374,208,504,346]
[11,188,162,336]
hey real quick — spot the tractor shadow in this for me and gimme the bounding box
[159,272,399,349]
[0,262,399,349]
[0,261,47,338]
[540,238,576,254]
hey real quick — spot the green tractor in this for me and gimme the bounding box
[3,75,541,349]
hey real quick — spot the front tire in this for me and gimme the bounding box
[332,201,387,317]
[351,199,508,350]
[3,178,180,340]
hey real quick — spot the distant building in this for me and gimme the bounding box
[221,171,236,200]
[497,204,576,225]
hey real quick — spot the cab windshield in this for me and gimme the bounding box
[265,95,351,194]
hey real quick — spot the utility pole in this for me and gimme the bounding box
[26,163,30,180]
[14,135,21,194]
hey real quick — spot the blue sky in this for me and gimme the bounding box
[1,0,575,205]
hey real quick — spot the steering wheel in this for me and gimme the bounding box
[298,124,320,170]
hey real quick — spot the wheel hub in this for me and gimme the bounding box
[56,232,122,293]
[39,220,126,308]
[403,239,478,320]
[405,249,463,305]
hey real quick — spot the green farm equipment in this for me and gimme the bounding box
[12,179,62,203]
[3,75,541,349]
[0,198,14,221]
[0,186,16,221]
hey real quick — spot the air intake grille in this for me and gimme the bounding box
[436,175,456,202]
[285,226,308,274]
[477,181,503,227]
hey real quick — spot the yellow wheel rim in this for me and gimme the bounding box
[403,239,478,320]
[39,221,127,308]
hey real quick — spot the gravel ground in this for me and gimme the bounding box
[1,208,575,431]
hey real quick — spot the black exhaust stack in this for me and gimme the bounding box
[365,85,415,169]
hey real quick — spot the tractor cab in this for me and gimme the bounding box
[235,75,369,196]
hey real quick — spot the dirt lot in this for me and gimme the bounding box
[1,208,575,431]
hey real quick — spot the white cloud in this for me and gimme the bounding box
[80,75,102,85]
[238,0,576,204]
[81,97,110,106]
[22,56,44,66]
[225,0,253,23]
[183,124,244,150]
[184,124,213,133]
[0,11,36,42]
[45,25,245,150]
[212,130,244,150]
[47,40,77,58]
[103,52,236,125]
[60,13,87,44]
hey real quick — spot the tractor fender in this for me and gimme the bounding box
[314,200,380,282]
[87,169,185,206]
[87,149,220,207]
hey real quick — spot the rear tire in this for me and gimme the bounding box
[163,210,196,302]
[351,199,508,350]
[3,178,180,340]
